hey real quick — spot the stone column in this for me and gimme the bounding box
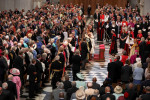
[143,0,150,15]
[140,0,144,16]
[33,0,44,8]
[14,0,33,12]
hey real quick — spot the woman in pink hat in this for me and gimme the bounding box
[10,68,21,100]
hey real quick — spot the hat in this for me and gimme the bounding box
[10,68,20,75]
[114,85,123,94]
[75,89,85,99]
[76,73,84,80]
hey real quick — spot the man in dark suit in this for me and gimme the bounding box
[81,38,88,70]
[72,50,81,80]
[107,59,118,83]
[35,54,43,93]
[92,77,101,93]
[0,51,9,82]
[62,75,72,92]
[141,86,150,100]
[67,81,78,100]
[101,87,115,100]
[115,56,123,81]
[124,83,137,100]
[2,82,11,100]
[8,46,16,70]
[94,9,100,28]
[13,51,24,86]
[28,59,37,98]
[121,60,133,83]
[87,5,91,18]
[0,87,8,100]
[7,75,17,100]
[58,46,65,74]
[140,74,150,94]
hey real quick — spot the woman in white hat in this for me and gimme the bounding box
[71,86,85,100]
[10,68,21,100]
[133,62,144,85]
[113,85,124,100]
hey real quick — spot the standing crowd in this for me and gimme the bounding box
[0,1,150,100]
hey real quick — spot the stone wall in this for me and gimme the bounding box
[143,0,150,15]
[0,0,45,12]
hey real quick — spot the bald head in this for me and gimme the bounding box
[8,74,13,81]
[2,82,8,89]
[92,77,97,82]
[105,86,111,93]
[87,82,93,88]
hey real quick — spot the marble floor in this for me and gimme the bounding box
[20,18,123,100]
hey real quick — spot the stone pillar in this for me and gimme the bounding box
[33,0,43,8]
[0,0,15,11]
[140,0,144,16]
[143,0,150,15]
[14,0,33,12]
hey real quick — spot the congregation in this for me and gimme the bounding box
[0,1,150,100]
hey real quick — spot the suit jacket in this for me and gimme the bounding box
[2,89,11,100]
[63,80,72,92]
[92,82,101,93]
[121,65,133,82]
[13,56,24,76]
[35,60,43,77]
[141,93,150,100]
[59,53,65,69]
[28,64,36,82]
[107,62,118,82]
[115,60,123,80]
[0,56,8,73]
[81,41,88,60]
[0,92,8,100]
[101,93,115,100]
[94,13,100,21]
[72,55,81,71]
[7,81,17,100]
[125,89,137,100]
[67,86,78,100]
[140,80,150,94]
